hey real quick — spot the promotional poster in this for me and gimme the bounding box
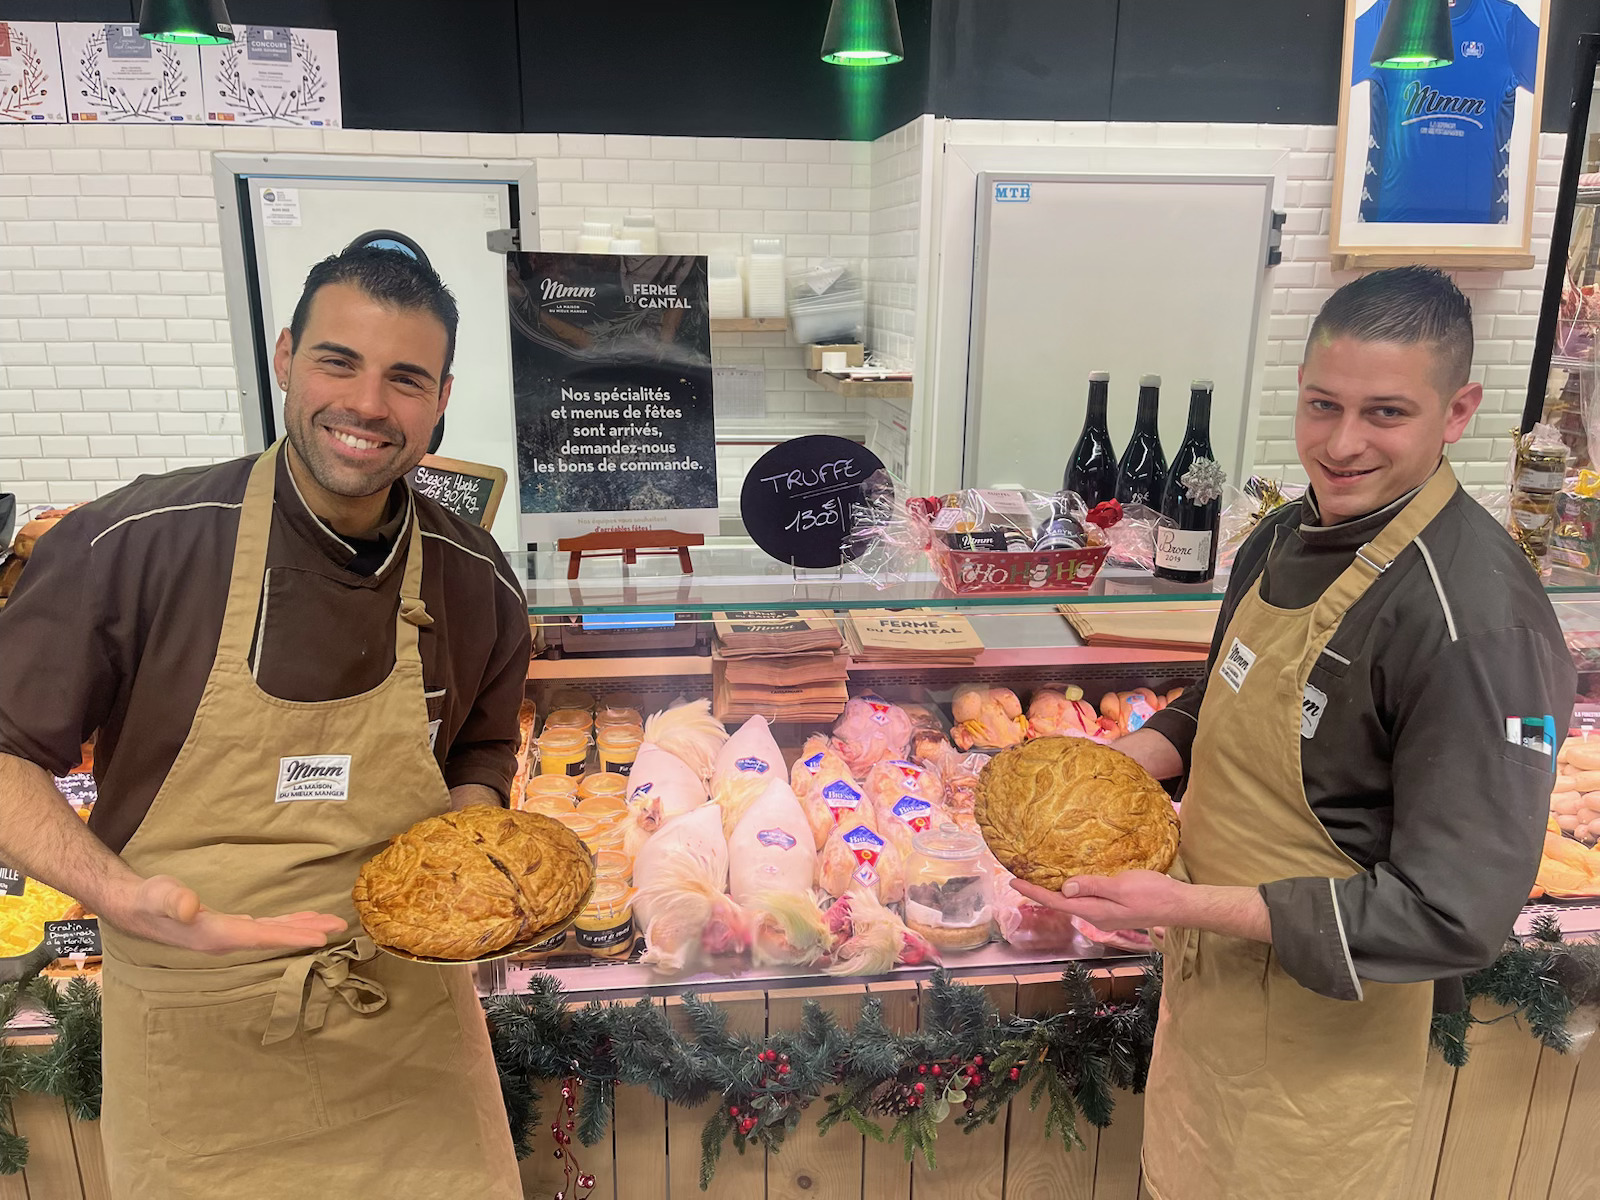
[200,25,342,127]
[0,23,67,124]
[509,253,718,542]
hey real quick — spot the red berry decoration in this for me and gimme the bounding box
[578,1175,596,1190]
[913,1082,925,1095]
[931,1065,942,1077]
[918,1064,928,1075]
[729,1105,739,1116]
[974,1056,984,1066]
[777,1063,790,1075]
[1009,1067,1020,1081]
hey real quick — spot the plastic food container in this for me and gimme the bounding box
[547,688,595,712]
[596,727,643,776]
[522,775,579,812]
[594,849,633,884]
[544,708,595,734]
[574,879,635,959]
[575,792,627,822]
[536,728,591,777]
[577,773,629,806]
[904,824,993,952]
[596,706,643,731]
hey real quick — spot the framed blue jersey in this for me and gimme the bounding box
[1352,0,1538,225]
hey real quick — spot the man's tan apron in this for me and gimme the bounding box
[99,442,520,1199]
[1142,464,1457,1200]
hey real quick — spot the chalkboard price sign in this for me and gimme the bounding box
[739,435,885,569]
[406,456,508,530]
[54,773,97,812]
[45,918,101,959]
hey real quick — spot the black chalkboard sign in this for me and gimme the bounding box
[739,435,885,569]
[54,773,97,812]
[45,918,101,958]
[406,455,508,530]
[0,862,23,898]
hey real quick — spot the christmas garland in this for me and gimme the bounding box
[0,922,1594,1183]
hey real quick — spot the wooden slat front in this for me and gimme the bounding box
[1092,1088,1144,1200]
[518,998,619,1200]
[766,985,866,1200]
[0,1104,25,1200]
[67,1118,109,1200]
[1508,1043,1583,1200]
[11,1094,81,1200]
[611,1047,669,1200]
[912,976,1016,1200]
[666,990,767,1200]
[1006,972,1097,1200]
[1432,1003,1545,1199]
[1400,1048,1457,1197]
[1546,1037,1600,1200]
[860,980,917,1200]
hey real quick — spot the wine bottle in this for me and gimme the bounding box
[1153,381,1222,584]
[1064,371,1119,505]
[1114,374,1167,510]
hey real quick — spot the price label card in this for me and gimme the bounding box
[44,918,101,958]
[406,456,507,530]
[739,435,885,569]
[53,773,97,812]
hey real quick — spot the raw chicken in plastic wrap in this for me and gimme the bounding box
[728,778,818,904]
[951,685,1027,751]
[743,890,833,968]
[919,743,989,818]
[791,734,865,849]
[1025,686,1101,740]
[643,699,728,785]
[626,742,708,831]
[712,715,784,789]
[829,694,914,776]
[633,805,742,972]
[864,759,946,859]
[821,885,940,976]
[818,807,905,905]
[901,701,951,760]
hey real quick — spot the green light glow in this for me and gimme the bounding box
[821,0,905,69]
[141,29,232,44]
[1369,0,1453,70]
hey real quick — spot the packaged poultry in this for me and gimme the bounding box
[821,885,940,975]
[1025,686,1100,740]
[863,759,946,859]
[728,778,818,904]
[626,742,708,831]
[830,694,914,776]
[712,715,784,791]
[1098,687,1185,739]
[642,700,728,784]
[791,734,865,848]
[818,806,905,905]
[951,685,1028,751]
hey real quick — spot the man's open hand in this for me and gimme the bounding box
[1011,869,1184,931]
[115,875,348,954]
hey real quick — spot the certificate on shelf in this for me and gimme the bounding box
[0,23,68,124]
[201,26,341,128]
[58,22,204,124]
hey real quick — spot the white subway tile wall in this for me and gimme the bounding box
[866,115,923,369]
[0,119,1566,505]
[0,125,873,507]
[944,118,1563,490]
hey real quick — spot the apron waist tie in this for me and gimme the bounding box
[263,936,388,1046]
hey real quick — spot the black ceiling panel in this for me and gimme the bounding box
[929,0,1117,121]
[1110,0,1345,125]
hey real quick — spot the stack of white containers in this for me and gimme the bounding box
[745,236,786,319]
[621,214,659,253]
[708,254,744,318]
[576,220,613,253]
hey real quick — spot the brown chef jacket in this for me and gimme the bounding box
[0,452,532,853]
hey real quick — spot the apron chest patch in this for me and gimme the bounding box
[1219,638,1256,693]
[275,755,352,803]
[1302,682,1328,739]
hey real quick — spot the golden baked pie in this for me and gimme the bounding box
[353,806,595,960]
[975,736,1178,890]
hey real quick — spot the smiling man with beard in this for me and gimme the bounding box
[0,246,529,1197]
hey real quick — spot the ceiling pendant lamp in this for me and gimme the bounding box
[138,0,235,45]
[1369,0,1453,69]
[821,0,904,66]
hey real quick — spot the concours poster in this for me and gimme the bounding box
[507,253,718,542]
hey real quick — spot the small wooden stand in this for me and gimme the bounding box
[556,530,705,579]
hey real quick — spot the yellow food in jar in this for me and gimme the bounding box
[596,727,643,776]
[577,773,628,806]
[523,774,579,810]
[593,849,633,884]
[573,879,634,958]
[537,728,590,777]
